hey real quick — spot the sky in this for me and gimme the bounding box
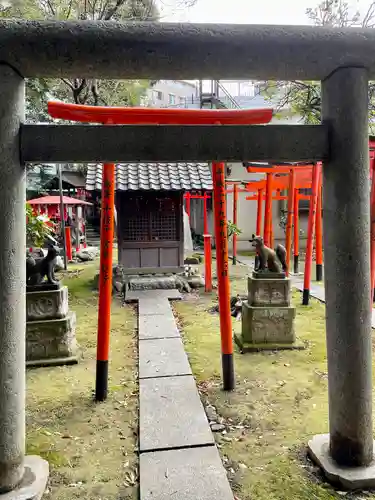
[159,0,368,25]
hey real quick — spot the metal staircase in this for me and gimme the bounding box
[199,80,241,110]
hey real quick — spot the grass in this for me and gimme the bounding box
[174,262,375,500]
[26,261,138,500]
[237,250,256,258]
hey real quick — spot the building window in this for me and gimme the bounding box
[168,93,176,105]
[153,90,163,101]
[179,96,186,106]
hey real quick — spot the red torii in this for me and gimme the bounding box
[48,100,273,395]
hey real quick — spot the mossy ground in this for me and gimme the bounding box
[174,262,375,500]
[26,261,138,500]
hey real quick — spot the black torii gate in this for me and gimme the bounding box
[0,20,374,495]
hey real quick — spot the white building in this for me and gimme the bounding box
[145,80,199,108]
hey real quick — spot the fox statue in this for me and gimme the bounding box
[249,234,287,273]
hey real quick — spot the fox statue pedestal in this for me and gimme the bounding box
[235,271,303,352]
[26,283,79,367]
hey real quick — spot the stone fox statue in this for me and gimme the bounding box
[249,234,288,273]
[26,245,59,286]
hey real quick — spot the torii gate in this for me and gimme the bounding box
[0,19,374,495]
[47,101,273,402]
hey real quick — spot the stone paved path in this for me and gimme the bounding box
[127,289,234,500]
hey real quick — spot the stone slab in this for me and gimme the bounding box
[26,354,79,368]
[128,275,178,291]
[139,375,214,452]
[27,282,61,292]
[234,333,305,353]
[26,286,69,321]
[241,302,296,344]
[126,289,182,301]
[26,311,78,362]
[0,455,49,500]
[138,299,175,317]
[139,338,192,379]
[248,275,291,307]
[140,447,233,500]
[308,434,375,490]
[253,270,286,279]
[139,314,180,340]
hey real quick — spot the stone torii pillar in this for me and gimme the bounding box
[0,64,48,496]
[308,67,375,489]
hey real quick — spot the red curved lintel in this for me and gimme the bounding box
[47,101,273,125]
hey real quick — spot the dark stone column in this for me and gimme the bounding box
[322,67,372,466]
[0,64,26,492]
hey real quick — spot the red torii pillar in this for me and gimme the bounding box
[315,181,323,282]
[256,188,264,236]
[302,163,321,305]
[185,192,191,221]
[264,173,273,247]
[232,183,238,265]
[285,169,295,276]
[48,101,274,394]
[293,188,300,274]
[203,192,209,235]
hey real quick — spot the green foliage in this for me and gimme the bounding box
[227,220,242,239]
[26,203,54,247]
[262,1,375,130]
[0,0,163,121]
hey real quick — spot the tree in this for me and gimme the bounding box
[262,0,375,129]
[1,0,198,120]
[1,0,160,119]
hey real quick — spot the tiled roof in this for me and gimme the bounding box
[86,163,213,192]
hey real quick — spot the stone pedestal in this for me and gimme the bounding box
[235,272,303,352]
[26,285,79,367]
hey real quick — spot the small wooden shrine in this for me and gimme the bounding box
[86,162,212,274]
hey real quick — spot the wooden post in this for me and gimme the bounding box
[293,188,300,274]
[203,234,212,292]
[302,163,320,305]
[264,173,273,246]
[315,169,323,281]
[65,226,72,261]
[232,183,238,265]
[212,161,235,391]
[95,162,116,402]
[285,169,295,276]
